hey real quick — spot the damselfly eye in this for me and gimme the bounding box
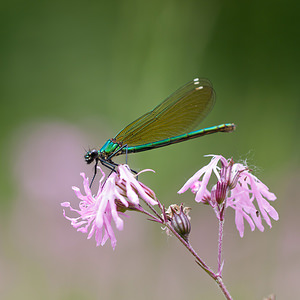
[84,149,99,164]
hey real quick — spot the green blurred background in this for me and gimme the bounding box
[1,0,299,299]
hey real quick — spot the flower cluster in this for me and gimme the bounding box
[61,165,157,250]
[62,154,278,249]
[178,155,278,237]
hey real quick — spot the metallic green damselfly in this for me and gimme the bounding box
[85,78,235,185]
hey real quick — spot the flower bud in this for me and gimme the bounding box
[214,181,228,204]
[166,204,191,242]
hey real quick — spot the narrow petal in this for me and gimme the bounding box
[109,200,124,231]
[178,167,207,194]
[247,174,279,227]
[118,165,157,205]
[178,155,222,202]
[235,208,245,237]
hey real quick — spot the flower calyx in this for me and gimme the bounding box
[166,204,191,242]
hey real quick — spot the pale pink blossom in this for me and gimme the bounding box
[61,165,157,249]
[178,155,278,237]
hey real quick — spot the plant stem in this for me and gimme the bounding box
[165,220,232,299]
[216,276,233,300]
[143,200,232,299]
[218,218,224,275]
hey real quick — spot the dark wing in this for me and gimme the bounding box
[114,78,215,146]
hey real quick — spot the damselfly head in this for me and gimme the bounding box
[84,149,99,164]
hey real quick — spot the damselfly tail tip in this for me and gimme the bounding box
[226,123,236,132]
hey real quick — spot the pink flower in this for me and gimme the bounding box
[178,155,278,237]
[61,165,157,249]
